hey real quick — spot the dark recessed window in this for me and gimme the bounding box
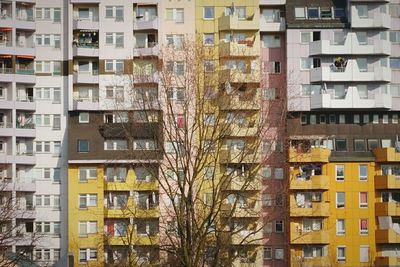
[334,7,346,18]
[308,7,319,19]
[78,140,89,153]
[354,139,366,152]
[367,139,379,150]
[335,139,347,151]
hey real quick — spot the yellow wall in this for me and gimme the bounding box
[68,165,105,267]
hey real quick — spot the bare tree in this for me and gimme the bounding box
[0,173,40,267]
[97,36,288,267]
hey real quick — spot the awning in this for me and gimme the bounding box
[289,135,329,140]
[0,27,12,31]
[16,55,35,59]
[0,55,12,58]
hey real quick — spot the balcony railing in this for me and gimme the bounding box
[16,15,35,22]
[0,68,13,74]
[0,41,12,47]
[16,69,34,75]
[16,123,35,129]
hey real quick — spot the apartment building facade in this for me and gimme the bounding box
[286,0,400,266]
[0,0,67,265]
[1,0,400,266]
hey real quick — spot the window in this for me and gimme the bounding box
[295,7,306,19]
[79,248,97,263]
[359,165,368,180]
[133,139,157,150]
[263,88,276,100]
[79,221,97,236]
[105,167,127,182]
[275,220,284,233]
[105,60,124,73]
[166,62,184,75]
[203,7,214,19]
[336,165,344,181]
[79,194,97,208]
[165,8,184,23]
[367,139,379,150]
[79,167,97,182]
[167,87,185,101]
[356,5,368,18]
[390,31,400,43]
[373,114,379,124]
[336,219,345,235]
[300,32,311,43]
[104,140,128,150]
[335,139,347,152]
[105,33,124,48]
[275,248,284,260]
[262,35,281,48]
[390,58,400,69]
[204,166,215,180]
[360,246,369,263]
[275,194,284,206]
[203,33,214,45]
[266,61,281,74]
[79,113,89,123]
[393,114,399,124]
[354,139,366,152]
[358,218,369,236]
[105,6,124,21]
[264,247,272,260]
[336,192,345,208]
[204,114,215,126]
[337,246,346,262]
[204,60,215,72]
[274,168,284,179]
[359,192,368,208]
[78,140,89,153]
[166,34,184,49]
[105,86,124,101]
[308,7,319,19]
[263,194,272,206]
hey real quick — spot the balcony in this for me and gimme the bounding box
[73,17,99,30]
[15,152,35,165]
[351,7,391,29]
[224,124,259,137]
[218,13,259,31]
[15,69,35,84]
[310,61,391,83]
[288,147,331,163]
[15,96,35,110]
[219,92,261,110]
[15,44,35,57]
[376,228,400,243]
[219,149,260,164]
[72,98,99,110]
[73,71,99,84]
[259,17,285,32]
[132,73,158,84]
[15,15,35,30]
[0,68,13,82]
[290,200,330,217]
[221,203,261,218]
[222,176,260,191]
[219,68,260,84]
[219,41,260,57]
[374,148,400,162]
[70,0,100,2]
[375,202,400,216]
[0,41,13,54]
[301,257,331,267]
[0,122,13,136]
[309,35,391,56]
[375,175,400,189]
[73,45,99,57]
[230,231,263,245]
[290,230,329,244]
[310,88,392,110]
[15,206,36,218]
[12,182,36,192]
[15,123,35,137]
[290,175,329,190]
[133,18,158,31]
[375,257,400,267]
[260,0,286,4]
[133,45,159,57]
